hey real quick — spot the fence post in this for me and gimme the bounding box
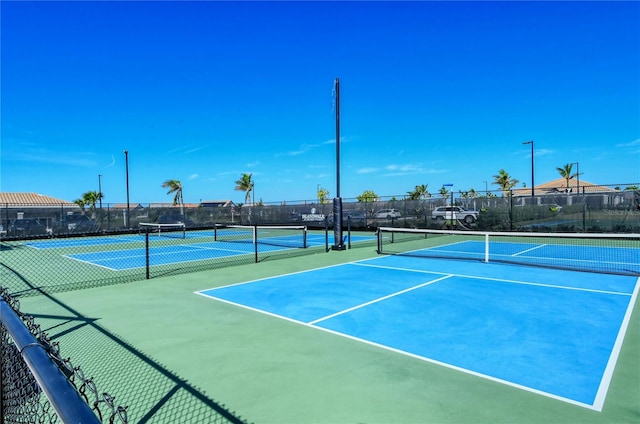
[254,225,258,263]
[145,229,150,279]
[325,216,330,252]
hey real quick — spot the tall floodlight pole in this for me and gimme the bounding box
[124,150,130,228]
[572,162,580,195]
[98,174,103,213]
[332,77,345,250]
[522,140,534,197]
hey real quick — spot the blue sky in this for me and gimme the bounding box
[2,1,639,204]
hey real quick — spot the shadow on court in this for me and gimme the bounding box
[3,265,247,424]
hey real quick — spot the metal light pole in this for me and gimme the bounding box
[522,140,534,197]
[572,162,580,195]
[332,77,345,250]
[98,174,103,214]
[124,150,130,228]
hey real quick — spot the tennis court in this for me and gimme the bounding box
[5,226,638,423]
[197,236,639,411]
[23,228,376,271]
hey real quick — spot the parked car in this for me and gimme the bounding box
[55,215,99,233]
[374,209,401,219]
[158,214,195,227]
[9,218,48,236]
[345,210,367,220]
[431,206,479,223]
[326,210,368,227]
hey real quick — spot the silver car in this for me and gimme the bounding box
[374,209,401,219]
[431,206,479,223]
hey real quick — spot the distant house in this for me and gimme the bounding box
[111,203,146,211]
[200,200,234,208]
[0,192,79,208]
[147,202,200,209]
[512,178,616,196]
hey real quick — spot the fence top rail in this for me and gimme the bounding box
[0,295,101,423]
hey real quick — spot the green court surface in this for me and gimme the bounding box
[12,244,640,423]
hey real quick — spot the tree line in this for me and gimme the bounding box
[74,164,637,212]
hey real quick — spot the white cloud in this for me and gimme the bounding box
[104,154,116,168]
[616,138,640,148]
[616,139,640,153]
[357,167,379,174]
[277,137,346,157]
[166,144,208,156]
[534,148,555,157]
[188,174,199,180]
[5,145,97,168]
[382,163,447,176]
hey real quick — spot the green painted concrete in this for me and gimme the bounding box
[17,246,640,423]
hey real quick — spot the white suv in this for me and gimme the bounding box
[431,206,479,223]
[374,209,401,219]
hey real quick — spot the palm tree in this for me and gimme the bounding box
[82,191,100,218]
[407,184,430,200]
[556,163,575,190]
[234,173,254,204]
[74,199,85,210]
[161,179,184,217]
[82,191,100,212]
[492,169,519,196]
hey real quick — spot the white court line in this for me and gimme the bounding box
[592,275,640,411]
[353,262,633,297]
[195,275,613,411]
[308,274,454,325]
[512,243,547,256]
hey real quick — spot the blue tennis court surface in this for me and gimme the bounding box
[55,233,375,270]
[429,240,638,264]
[386,237,640,275]
[26,235,143,249]
[67,242,285,270]
[197,255,639,410]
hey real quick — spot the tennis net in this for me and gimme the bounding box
[139,222,186,239]
[214,224,307,249]
[376,227,640,276]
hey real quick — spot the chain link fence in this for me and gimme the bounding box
[1,287,127,423]
[0,185,637,422]
[1,185,637,238]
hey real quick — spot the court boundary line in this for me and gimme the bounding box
[512,243,547,256]
[195,275,606,411]
[308,274,454,325]
[352,262,634,296]
[65,243,258,271]
[24,235,144,250]
[62,256,120,271]
[592,275,640,411]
